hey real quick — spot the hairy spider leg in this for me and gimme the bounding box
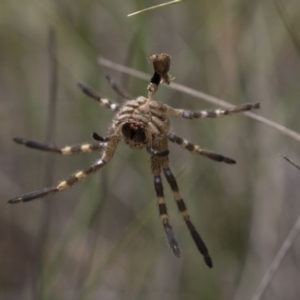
[168,132,235,164]
[8,136,120,204]
[151,155,181,257]
[77,82,121,112]
[12,81,120,156]
[164,102,260,119]
[13,137,106,155]
[105,75,133,100]
[161,162,213,268]
[92,132,111,142]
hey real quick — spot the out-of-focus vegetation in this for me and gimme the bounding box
[1,1,300,299]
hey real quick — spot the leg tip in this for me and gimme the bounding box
[253,102,260,109]
[7,198,22,204]
[13,137,25,144]
[172,246,182,258]
[204,255,213,268]
[224,157,236,164]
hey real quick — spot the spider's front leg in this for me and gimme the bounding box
[8,136,120,204]
[105,75,133,100]
[164,102,260,119]
[78,82,121,112]
[151,155,181,257]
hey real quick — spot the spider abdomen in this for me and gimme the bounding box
[112,97,169,150]
[121,120,147,148]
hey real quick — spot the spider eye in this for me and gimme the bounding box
[122,123,146,143]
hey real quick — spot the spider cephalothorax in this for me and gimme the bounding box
[8,53,260,268]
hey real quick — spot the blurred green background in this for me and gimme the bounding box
[1,1,300,299]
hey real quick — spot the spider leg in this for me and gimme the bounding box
[146,146,169,157]
[105,75,132,100]
[151,155,181,257]
[163,102,260,119]
[168,132,235,164]
[92,132,111,142]
[8,136,120,204]
[77,82,121,112]
[162,162,213,268]
[13,137,106,155]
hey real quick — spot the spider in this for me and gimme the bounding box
[8,54,260,268]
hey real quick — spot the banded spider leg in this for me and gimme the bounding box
[8,136,120,204]
[152,137,213,268]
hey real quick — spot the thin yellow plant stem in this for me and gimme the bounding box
[128,0,186,17]
[250,156,300,300]
[274,0,300,56]
[251,211,300,300]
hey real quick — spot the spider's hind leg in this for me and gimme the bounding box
[162,160,213,268]
[151,156,181,257]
